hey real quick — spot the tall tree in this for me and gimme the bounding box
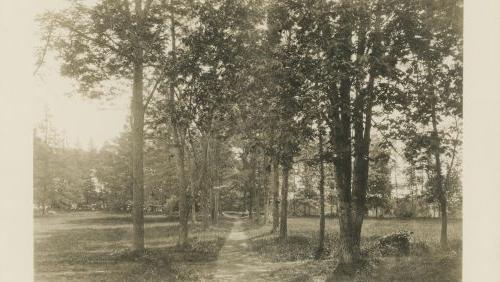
[317,130,326,254]
[381,0,462,248]
[265,0,453,268]
[40,0,168,255]
[264,1,316,240]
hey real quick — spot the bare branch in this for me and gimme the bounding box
[144,74,164,109]
[34,23,54,76]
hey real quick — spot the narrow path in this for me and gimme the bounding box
[206,217,300,282]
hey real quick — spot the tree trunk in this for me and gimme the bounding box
[279,165,290,240]
[431,103,448,248]
[351,71,375,248]
[243,190,247,214]
[187,147,196,224]
[131,57,145,255]
[215,190,219,223]
[248,186,253,220]
[272,159,280,233]
[168,9,189,246]
[255,185,261,223]
[210,140,217,224]
[174,140,189,246]
[263,158,270,224]
[318,133,326,253]
[201,135,211,229]
[331,76,359,266]
[254,154,261,224]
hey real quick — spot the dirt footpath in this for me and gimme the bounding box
[206,218,302,282]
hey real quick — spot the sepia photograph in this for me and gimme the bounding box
[1,0,499,281]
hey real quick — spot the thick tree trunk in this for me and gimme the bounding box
[272,159,280,233]
[337,172,358,266]
[318,133,326,253]
[174,140,189,246]
[168,9,189,246]
[279,165,290,240]
[352,70,375,247]
[352,154,369,248]
[331,76,359,266]
[131,0,148,251]
[131,58,145,255]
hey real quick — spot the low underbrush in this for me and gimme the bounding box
[245,217,462,281]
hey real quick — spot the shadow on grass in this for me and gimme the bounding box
[65,214,180,226]
[35,216,233,281]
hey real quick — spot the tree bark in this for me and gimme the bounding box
[190,155,197,224]
[210,140,218,224]
[272,159,280,233]
[279,165,290,240]
[332,76,359,265]
[255,185,261,223]
[131,55,145,255]
[168,6,189,246]
[201,135,211,229]
[188,140,198,224]
[431,103,448,248]
[247,152,256,221]
[318,132,326,253]
[253,154,261,223]
[263,158,271,224]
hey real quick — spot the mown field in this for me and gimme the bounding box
[244,217,462,282]
[34,212,232,281]
[35,213,462,281]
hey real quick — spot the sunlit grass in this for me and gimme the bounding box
[34,212,232,281]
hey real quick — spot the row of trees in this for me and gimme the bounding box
[38,0,462,270]
[34,117,460,217]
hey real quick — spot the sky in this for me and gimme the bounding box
[33,1,130,149]
[34,62,130,149]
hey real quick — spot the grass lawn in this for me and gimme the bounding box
[244,217,462,281]
[34,212,233,282]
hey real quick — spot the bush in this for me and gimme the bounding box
[364,230,413,257]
